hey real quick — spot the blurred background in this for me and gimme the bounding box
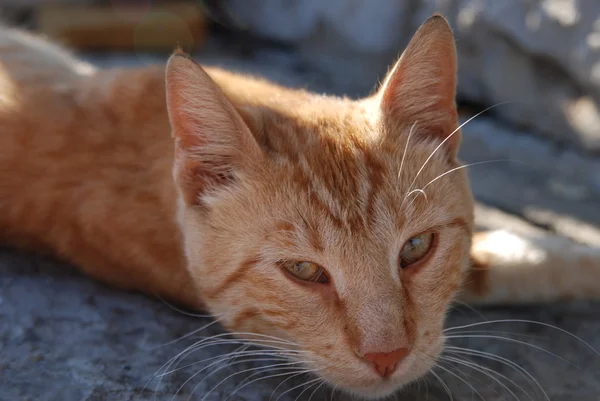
[1,1,599,400]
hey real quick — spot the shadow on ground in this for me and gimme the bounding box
[1,249,599,401]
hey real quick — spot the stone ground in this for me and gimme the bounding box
[2,34,600,401]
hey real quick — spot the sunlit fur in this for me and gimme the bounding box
[0,14,599,399]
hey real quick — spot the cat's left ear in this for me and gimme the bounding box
[166,52,263,206]
[377,15,459,156]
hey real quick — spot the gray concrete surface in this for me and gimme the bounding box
[2,36,600,401]
[2,243,600,401]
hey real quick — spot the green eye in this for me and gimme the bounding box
[281,261,329,284]
[400,232,435,268]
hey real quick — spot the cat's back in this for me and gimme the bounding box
[0,24,96,87]
[0,25,179,274]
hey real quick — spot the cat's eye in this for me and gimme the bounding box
[399,232,435,269]
[280,261,329,284]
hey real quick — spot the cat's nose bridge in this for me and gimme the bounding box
[341,288,411,358]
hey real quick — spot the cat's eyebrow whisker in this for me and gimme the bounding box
[429,370,454,401]
[402,159,514,209]
[443,319,600,357]
[440,355,529,401]
[397,121,418,180]
[420,159,514,193]
[403,188,428,205]
[405,101,512,197]
[443,346,546,400]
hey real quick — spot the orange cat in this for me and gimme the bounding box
[0,14,599,398]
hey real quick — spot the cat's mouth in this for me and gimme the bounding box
[314,339,443,399]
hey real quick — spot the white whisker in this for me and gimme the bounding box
[275,377,323,401]
[443,319,600,356]
[450,300,487,320]
[295,379,324,401]
[430,370,454,400]
[145,319,223,352]
[403,159,514,209]
[329,382,340,401]
[434,361,485,400]
[197,360,313,401]
[148,343,249,400]
[440,359,501,397]
[212,331,301,347]
[444,346,547,400]
[441,355,538,401]
[405,102,511,197]
[398,121,418,180]
[403,188,428,203]
[444,334,583,370]
[421,159,513,192]
[159,349,306,377]
[270,371,311,401]
[153,337,295,390]
[445,329,546,342]
[234,369,318,401]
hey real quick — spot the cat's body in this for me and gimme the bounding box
[1,17,600,398]
[0,27,315,307]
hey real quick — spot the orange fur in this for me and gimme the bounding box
[0,15,598,398]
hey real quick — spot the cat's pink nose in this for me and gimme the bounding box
[363,348,409,377]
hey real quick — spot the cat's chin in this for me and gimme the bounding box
[318,365,433,400]
[341,380,410,400]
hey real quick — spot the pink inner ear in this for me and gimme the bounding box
[378,17,460,154]
[165,54,265,205]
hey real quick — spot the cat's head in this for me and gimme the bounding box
[166,15,473,399]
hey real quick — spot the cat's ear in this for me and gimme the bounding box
[166,52,263,206]
[378,15,459,156]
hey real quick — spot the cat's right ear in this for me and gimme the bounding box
[165,53,263,206]
[376,15,460,157]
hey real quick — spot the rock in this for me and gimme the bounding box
[220,0,600,152]
[459,115,600,246]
